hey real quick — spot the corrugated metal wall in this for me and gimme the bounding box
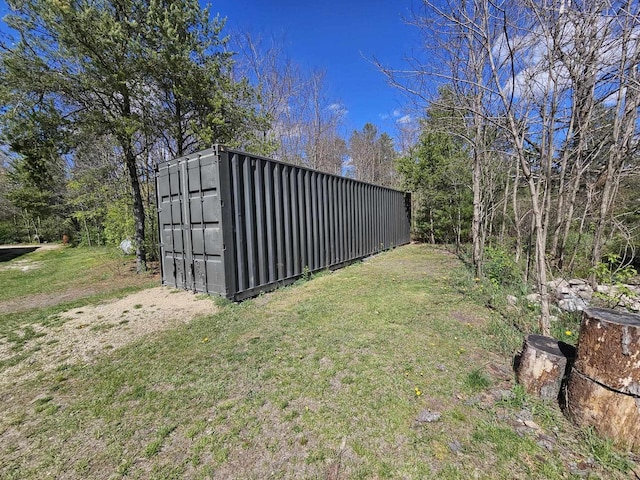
[157,145,410,300]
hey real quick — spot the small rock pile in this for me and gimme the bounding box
[522,278,640,313]
[548,279,592,313]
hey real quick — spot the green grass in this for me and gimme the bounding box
[0,244,635,479]
[0,245,153,302]
[0,245,157,372]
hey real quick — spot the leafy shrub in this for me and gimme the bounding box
[0,219,28,244]
[104,198,135,247]
[590,252,637,285]
[484,246,522,287]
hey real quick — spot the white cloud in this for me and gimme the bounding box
[494,12,639,102]
[396,114,413,125]
[327,103,348,116]
[392,109,402,118]
[602,86,627,107]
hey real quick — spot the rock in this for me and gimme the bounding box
[524,419,541,431]
[548,279,570,299]
[546,279,562,289]
[569,279,587,286]
[526,293,541,304]
[536,433,556,451]
[464,395,480,406]
[448,440,462,453]
[506,295,518,307]
[568,461,592,477]
[119,239,133,255]
[558,297,588,312]
[557,283,572,298]
[436,364,446,372]
[493,389,514,402]
[576,289,593,301]
[416,409,441,423]
[516,409,533,422]
[596,284,612,294]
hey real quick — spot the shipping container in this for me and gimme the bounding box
[156,145,411,300]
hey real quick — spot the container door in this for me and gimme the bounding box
[157,161,189,289]
[184,153,226,294]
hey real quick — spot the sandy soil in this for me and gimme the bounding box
[0,286,218,386]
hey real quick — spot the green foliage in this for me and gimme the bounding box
[398,89,472,245]
[0,0,266,265]
[582,427,634,472]
[0,219,26,244]
[104,198,135,247]
[590,253,637,285]
[549,311,581,346]
[484,246,522,287]
[464,368,491,392]
[590,253,638,309]
[3,155,68,242]
[561,229,594,278]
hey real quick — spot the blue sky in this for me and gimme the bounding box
[212,0,420,135]
[0,0,423,137]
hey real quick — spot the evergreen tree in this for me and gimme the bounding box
[0,0,261,269]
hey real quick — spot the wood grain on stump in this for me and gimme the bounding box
[516,334,575,400]
[566,368,640,452]
[574,308,640,396]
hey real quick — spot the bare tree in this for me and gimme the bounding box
[233,34,347,172]
[588,2,640,284]
[349,123,398,187]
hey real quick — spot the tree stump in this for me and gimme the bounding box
[566,368,640,451]
[516,334,575,400]
[565,308,640,451]
[574,308,640,395]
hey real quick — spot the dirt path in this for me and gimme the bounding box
[0,287,218,386]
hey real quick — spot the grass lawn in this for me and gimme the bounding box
[0,244,635,479]
[0,245,156,302]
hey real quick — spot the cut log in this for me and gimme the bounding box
[515,334,575,400]
[566,368,640,452]
[574,308,640,395]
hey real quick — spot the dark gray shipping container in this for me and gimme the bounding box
[156,145,410,300]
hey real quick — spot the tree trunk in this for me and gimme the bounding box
[83,216,91,247]
[472,144,483,277]
[499,165,511,244]
[573,308,640,396]
[566,368,640,452]
[513,166,522,264]
[120,85,147,273]
[565,308,640,451]
[516,334,575,401]
[589,160,616,287]
[556,167,583,271]
[429,208,435,244]
[124,144,147,273]
[568,185,593,273]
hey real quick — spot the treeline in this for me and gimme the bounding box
[388,0,640,334]
[0,0,398,270]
